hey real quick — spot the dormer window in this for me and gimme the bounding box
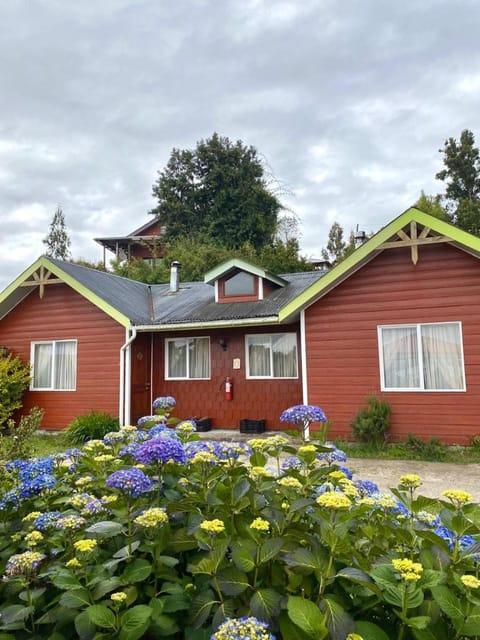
[224,272,255,296]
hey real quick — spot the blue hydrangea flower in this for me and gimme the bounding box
[338,466,353,480]
[185,441,223,459]
[103,431,127,445]
[317,445,347,464]
[149,424,180,439]
[281,456,302,472]
[0,489,20,510]
[134,437,186,465]
[137,415,166,427]
[119,442,142,458]
[355,479,380,497]
[106,468,153,497]
[152,396,176,411]
[19,473,57,498]
[280,405,327,425]
[434,525,476,552]
[216,442,251,460]
[33,511,62,531]
[211,616,276,640]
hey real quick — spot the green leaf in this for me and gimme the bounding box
[336,567,382,595]
[119,605,152,640]
[287,596,328,638]
[122,558,152,583]
[169,527,198,552]
[189,592,218,629]
[250,589,282,620]
[259,537,285,564]
[354,621,390,640]
[320,596,354,640]
[159,593,190,614]
[459,605,480,635]
[158,555,179,568]
[279,611,312,640]
[0,605,34,625]
[284,547,326,572]
[216,567,250,596]
[407,616,431,630]
[113,541,141,559]
[74,611,96,640]
[233,477,251,503]
[50,571,83,590]
[250,451,267,467]
[59,588,92,609]
[92,577,123,600]
[85,520,124,538]
[86,604,116,629]
[431,585,464,621]
[231,547,255,572]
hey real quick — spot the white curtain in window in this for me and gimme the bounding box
[272,334,298,377]
[422,323,464,390]
[55,341,76,390]
[248,336,271,376]
[382,327,419,388]
[34,343,53,388]
[189,338,210,378]
[168,340,187,378]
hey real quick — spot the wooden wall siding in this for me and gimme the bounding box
[305,243,480,444]
[0,284,124,430]
[150,325,303,430]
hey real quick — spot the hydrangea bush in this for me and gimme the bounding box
[0,409,479,638]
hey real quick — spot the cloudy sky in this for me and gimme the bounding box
[1,0,479,290]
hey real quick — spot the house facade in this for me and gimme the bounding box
[1,208,480,443]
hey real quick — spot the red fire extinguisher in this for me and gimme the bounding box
[225,376,233,401]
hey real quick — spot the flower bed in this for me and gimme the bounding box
[0,419,479,638]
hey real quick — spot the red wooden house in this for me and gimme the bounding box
[95,218,165,267]
[1,207,480,443]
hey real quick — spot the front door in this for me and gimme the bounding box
[131,334,152,424]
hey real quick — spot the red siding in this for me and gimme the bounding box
[0,284,125,430]
[305,243,480,444]
[150,325,303,430]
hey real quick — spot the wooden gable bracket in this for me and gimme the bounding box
[379,221,450,265]
[19,266,63,298]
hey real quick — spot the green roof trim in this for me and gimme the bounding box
[204,257,287,287]
[278,207,480,322]
[0,256,131,328]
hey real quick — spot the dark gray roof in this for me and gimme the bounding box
[50,259,326,326]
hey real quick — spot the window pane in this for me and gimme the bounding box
[224,272,255,296]
[33,343,52,388]
[248,336,271,376]
[422,323,464,390]
[189,338,210,378]
[272,334,298,377]
[55,341,76,390]
[168,340,187,377]
[382,327,420,388]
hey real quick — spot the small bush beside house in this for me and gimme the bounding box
[65,411,119,445]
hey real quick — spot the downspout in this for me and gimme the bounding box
[300,309,309,420]
[119,326,137,426]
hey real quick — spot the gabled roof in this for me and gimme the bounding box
[204,258,288,288]
[279,207,480,322]
[94,219,163,252]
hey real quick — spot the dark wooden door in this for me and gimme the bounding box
[131,334,152,424]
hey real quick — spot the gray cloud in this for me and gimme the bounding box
[1,0,480,288]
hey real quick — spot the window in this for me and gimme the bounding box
[224,272,255,296]
[31,340,77,390]
[246,333,298,378]
[166,337,210,379]
[378,322,465,391]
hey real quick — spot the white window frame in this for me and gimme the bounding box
[165,337,211,380]
[378,321,466,392]
[245,332,299,379]
[30,339,77,391]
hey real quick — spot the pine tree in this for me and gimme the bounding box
[43,207,71,259]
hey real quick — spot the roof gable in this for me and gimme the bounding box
[204,258,288,287]
[279,207,480,322]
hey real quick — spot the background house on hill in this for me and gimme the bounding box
[95,218,165,267]
[1,207,479,444]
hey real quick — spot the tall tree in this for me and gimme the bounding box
[43,206,71,259]
[436,129,480,234]
[150,133,282,250]
[414,191,449,221]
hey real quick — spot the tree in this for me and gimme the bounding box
[321,222,358,265]
[43,206,71,259]
[436,129,480,234]
[150,133,282,250]
[414,191,449,221]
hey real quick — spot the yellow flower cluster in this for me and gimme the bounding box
[75,475,94,487]
[93,454,115,463]
[74,539,98,554]
[379,494,396,508]
[329,470,347,480]
[339,479,360,498]
[277,476,302,489]
[346,634,364,640]
[66,558,81,569]
[25,531,44,547]
[101,494,118,504]
[316,491,351,509]
[83,440,108,452]
[111,591,128,603]
[134,508,168,529]
[69,493,92,509]
[392,558,423,581]
[199,519,226,534]
[190,452,217,464]
[250,518,270,532]
[22,511,42,522]
[250,466,272,479]
[399,474,422,489]
[298,445,317,455]
[176,421,196,434]
[442,489,472,506]
[461,574,480,590]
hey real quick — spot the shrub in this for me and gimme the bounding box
[0,354,31,429]
[350,395,391,445]
[0,407,44,465]
[65,410,119,444]
[405,433,447,461]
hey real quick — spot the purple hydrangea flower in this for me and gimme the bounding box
[185,441,223,459]
[106,468,152,497]
[134,437,186,465]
